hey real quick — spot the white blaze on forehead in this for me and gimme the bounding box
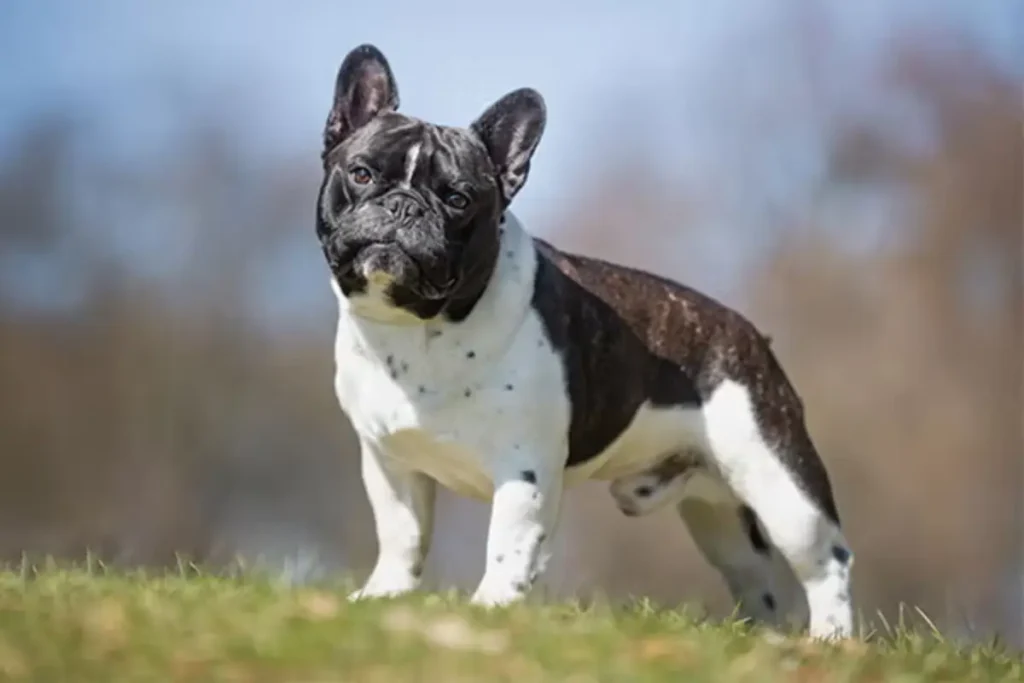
[402,143,422,187]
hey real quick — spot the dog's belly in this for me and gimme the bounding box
[372,402,709,499]
[339,355,710,499]
[568,402,709,484]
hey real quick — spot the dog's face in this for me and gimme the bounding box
[317,44,546,322]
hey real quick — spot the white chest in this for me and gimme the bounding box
[333,307,569,500]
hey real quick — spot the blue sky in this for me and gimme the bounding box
[0,0,1020,321]
[2,0,1018,216]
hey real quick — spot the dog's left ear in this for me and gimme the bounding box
[471,88,546,205]
[323,44,400,158]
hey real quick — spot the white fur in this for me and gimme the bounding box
[401,143,421,188]
[333,212,853,638]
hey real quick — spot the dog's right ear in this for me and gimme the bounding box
[323,44,400,158]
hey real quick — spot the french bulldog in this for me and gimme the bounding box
[316,44,854,639]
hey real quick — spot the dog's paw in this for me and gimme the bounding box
[469,580,529,608]
[807,613,854,641]
[348,573,419,602]
[348,584,414,602]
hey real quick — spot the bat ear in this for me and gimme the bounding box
[471,88,546,205]
[323,44,399,156]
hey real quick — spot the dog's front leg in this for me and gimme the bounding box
[350,438,436,601]
[470,460,564,607]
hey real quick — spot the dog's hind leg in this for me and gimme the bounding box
[676,475,808,632]
[610,455,808,631]
[700,378,854,639]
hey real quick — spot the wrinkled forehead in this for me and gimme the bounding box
[328,113,493,180]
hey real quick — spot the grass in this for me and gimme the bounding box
[0,563,1019,682]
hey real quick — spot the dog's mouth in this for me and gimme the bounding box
[349,243,456,300]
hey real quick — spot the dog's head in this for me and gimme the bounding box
[316,44,546,322]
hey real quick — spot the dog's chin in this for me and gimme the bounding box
[337,245,456,321]
[356,243,415,279]
[357,246,451,297]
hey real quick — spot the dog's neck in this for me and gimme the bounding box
[331,212,537,363]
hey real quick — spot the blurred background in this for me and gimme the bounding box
[0,0,1021,647]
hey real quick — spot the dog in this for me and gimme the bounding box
[316,44,854,639]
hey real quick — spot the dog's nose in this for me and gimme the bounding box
[384,194,425,221]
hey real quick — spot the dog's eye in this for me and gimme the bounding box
[350,166,373,185]
[444,191,470,210]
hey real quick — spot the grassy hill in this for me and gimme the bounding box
[0,567,1018,682]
